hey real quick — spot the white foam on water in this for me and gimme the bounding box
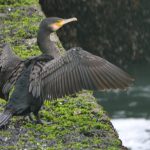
[112,119,150,150]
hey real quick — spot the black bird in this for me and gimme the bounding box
[0,17,134,127]
[0,44,22,100]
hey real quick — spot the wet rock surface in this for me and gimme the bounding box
[39,0,150,66]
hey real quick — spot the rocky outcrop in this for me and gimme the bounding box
[39,0,150,66]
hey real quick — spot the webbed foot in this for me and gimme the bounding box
[34,114,52,125]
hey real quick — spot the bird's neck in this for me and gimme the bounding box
[37,29,60,58]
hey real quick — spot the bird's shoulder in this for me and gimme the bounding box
[0,44,21,71]
[66,47,106,66]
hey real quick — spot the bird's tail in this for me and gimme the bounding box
[0,110,12,128]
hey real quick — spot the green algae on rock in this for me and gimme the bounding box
[0,0,127,149]
[0,93,126,149]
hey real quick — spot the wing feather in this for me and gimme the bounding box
[3,62,25,95]
[29,47,134,100]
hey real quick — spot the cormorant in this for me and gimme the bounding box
[0,17,134,127]
[0,44,22,100]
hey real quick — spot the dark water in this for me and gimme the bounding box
[95,63,150,150]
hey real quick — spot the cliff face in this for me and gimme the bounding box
[0,0,127,149]
[39,0,150,66]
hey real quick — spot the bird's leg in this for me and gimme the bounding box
[34,112,52,125]
[28,113,34,121]
[34,112,43,124]
[4,94,9,101]
[22,113,34,122]
[70,93,77,98]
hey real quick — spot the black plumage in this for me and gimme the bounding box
[29,48,133,100]
[0,17,134,127]
[0,44,22,100]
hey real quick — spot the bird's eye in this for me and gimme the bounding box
[56,20,61,23]
[56,20,62,25]
[49,20,64,31]
[54,20,63,27]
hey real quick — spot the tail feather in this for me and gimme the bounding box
[0,110,12,128]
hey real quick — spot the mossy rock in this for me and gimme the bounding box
[0,93,126,149]
[0,0,36,5]
[39,0,150,66]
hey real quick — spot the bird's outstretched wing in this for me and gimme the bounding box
[0,44,22,99]
[29,47,134,100]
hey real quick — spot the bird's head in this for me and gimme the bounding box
[40,17,77,32]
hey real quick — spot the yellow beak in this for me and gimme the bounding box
[51,17,77,31]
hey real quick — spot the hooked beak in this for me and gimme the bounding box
[62,17,78,25]
[50,17,77,31]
